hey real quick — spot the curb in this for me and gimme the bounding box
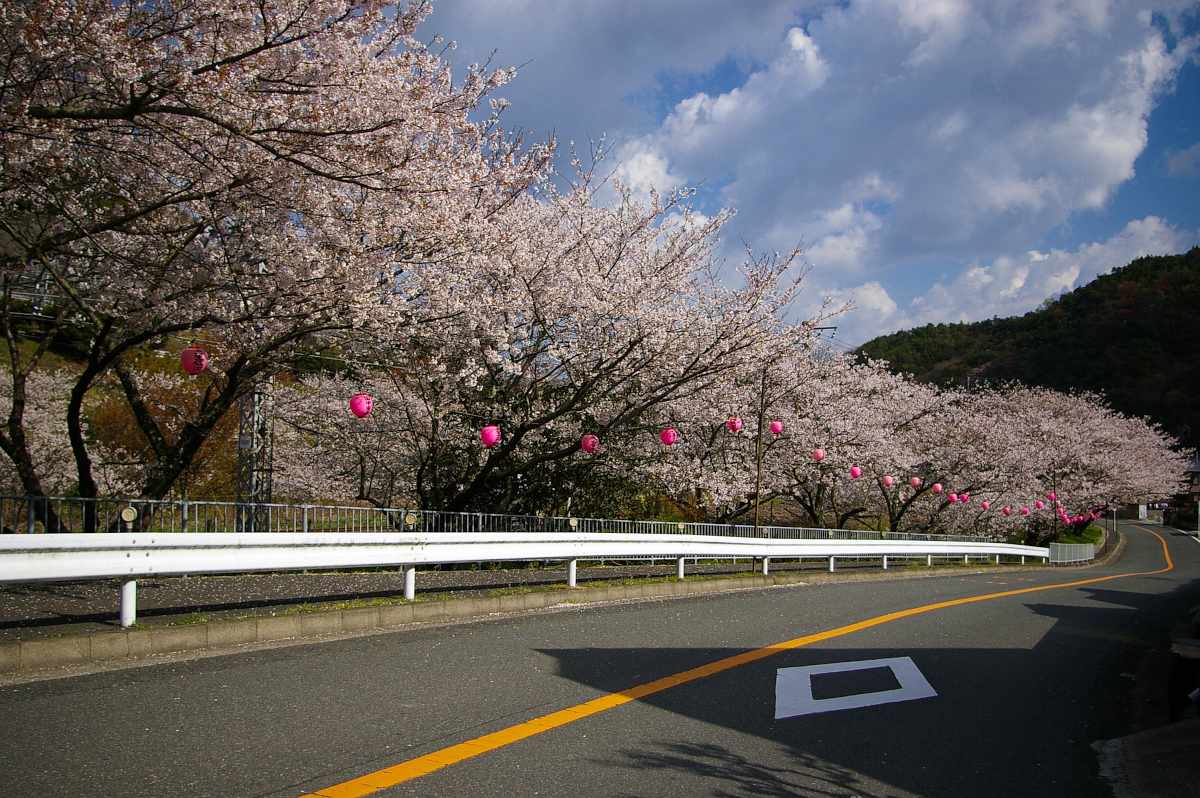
[0,562,1035,676]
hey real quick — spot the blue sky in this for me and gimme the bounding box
[423,1,1200,345]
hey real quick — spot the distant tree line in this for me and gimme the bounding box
[857,248,1200,452]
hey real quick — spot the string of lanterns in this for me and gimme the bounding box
[176,347,1102,521]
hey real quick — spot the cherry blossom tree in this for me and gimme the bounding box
[272,171,824,513]
[0,0,550,514]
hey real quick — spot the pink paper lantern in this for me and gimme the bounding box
[726,416,744,433]
[580,434,599,454]
[948,493,959,503]
[1047,491,1057,502]
[348,393,373,418]
[931,483,943,494]
[882,475,895,488]
[181,345,209,375]
[1020,506,1030,516]
[660,427,678,446]
[1002,506,1012,516]
[769,420,784,435]
[910,477,922,489]
[1035,500,1045,510]
[811,448,826,462]
[849,465,862,479]
[981,500,991,510]
[480,424,501,448]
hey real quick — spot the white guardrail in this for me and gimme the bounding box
[0,531,1050,627]
[1047,542,1096,564]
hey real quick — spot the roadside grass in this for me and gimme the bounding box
[1056,523,1103,545]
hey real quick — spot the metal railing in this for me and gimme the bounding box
[0,529,1051,628]
[1048,542,1096,564]
[0,494,1002,542]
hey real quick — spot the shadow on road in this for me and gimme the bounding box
[604,740,886,798]
[535,570,1200,797]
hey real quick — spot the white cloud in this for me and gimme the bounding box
[626,1,1198,269]
[818,280,905,344]
[794,203,884,274]
[610,139,686,198]
[422,2,1199,347]
[824,216,1195,345]
[424,1,820,148]
[906,215,1195,327]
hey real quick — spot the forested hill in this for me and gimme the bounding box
[856,247,1200,450]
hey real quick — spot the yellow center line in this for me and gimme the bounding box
[303,528,1174,798]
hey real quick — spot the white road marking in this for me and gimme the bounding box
[775,656,937,719]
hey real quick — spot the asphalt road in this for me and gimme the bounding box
[0,523,1197,798]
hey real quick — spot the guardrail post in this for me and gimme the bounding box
[828,556,835,572]
[181,500,189,533]
[676,557,685,579]
[1021,555,1025,564]
[120,580,137,627]
[403,566,416,601]
[926,554,932,567]
[302,506,309,534]
[882,555,888,570]
[994,554,1000,565]
[963,554,969,564]
[761,557,770,576]
[567,559,577,587]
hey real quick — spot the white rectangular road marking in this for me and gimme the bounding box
[775,656,937,719]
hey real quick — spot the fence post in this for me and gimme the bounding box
[404,566,416,601]
[302,506,309,534]
[676,557,685,579]
[26,498,35,535]
[120,580,137,627]
[567,559,577,587]
[181,500,189,533]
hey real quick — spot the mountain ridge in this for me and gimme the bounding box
[856,247,1200,450]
